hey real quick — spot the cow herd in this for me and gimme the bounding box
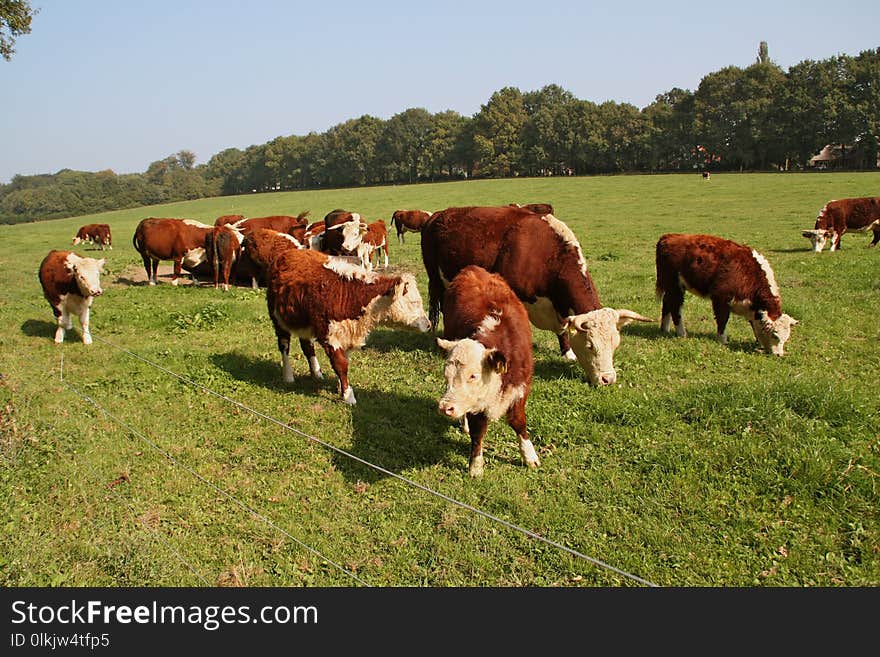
[37,195,879,475]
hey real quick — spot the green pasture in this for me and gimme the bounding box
[1,172,878,586]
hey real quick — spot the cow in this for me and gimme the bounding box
[356,219,390,270]
[655,233,799,355]
[265,248,431,405]
[214,214,245,227]
[801,197,880,252]
[38,250,105,345]
[320,210,368,257]
[702,171,711,181]
[204,223,244,291]
[390,209,432,244]
[232,212,310,239]
[436,266,539,477]
[509,203,555,215]
[132,218,213,286]
[239,228,305,288]
[421,205,652,385]
[72,223,112,250]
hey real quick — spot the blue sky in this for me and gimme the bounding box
[2,0,878,183]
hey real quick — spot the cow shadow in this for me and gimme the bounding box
[21,318,56,338]
[343,388,497,484]
[210,350,315,394]
[366,329,438,354]
[767,247,812,254]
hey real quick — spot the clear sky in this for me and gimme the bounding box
[2,0,878,183]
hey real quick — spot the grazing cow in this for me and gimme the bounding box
[421,205,652,385]
[801,197,880,251]
[655,233,799,355]
[204,223,244,291]
[132,218,213,286]
[214,214,245,227]
[356,219,390,270]
[239,228,304,288]
[702,171,711,181]
[436,266,539,477]
[72,223,112,250]
[266,249,431,405]
[390,209,432,244]
[321,210,368,257]
[38,250,105,345]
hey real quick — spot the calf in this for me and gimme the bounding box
[266,249,431,405]
[72,223,112,250]
[655,233,799,355]
[321,210,368,257]
[436,266,539,477]
[390,209,432,244]
[204,223,244,291]
[356,219,390,270]
[38,250,105,345]
[801,197,880,251]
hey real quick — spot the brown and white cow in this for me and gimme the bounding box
[38,250,105,345]
[232,212,310,238]
[320,209,368,257]
[390,209,432,244]
[266,249,431,405]
[72,223,112,250]
[204,223,244,291]
[421,205,652,385]
[356,219,390,270]
[509,202,555,215]
[239,228,305,288]
[132,218,213,286]
[436,265,539,477]
[801,197,880,251]
[655,233,799,355]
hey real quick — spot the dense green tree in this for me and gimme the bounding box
[423,110,468,179]
[643,88,696,170]
[473,87,528,177]
[0,0,34,61]
[375,108,433,183]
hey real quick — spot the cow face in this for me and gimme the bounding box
[750,312,799,356]
[385,273,431,333]
[802,229,828,252]
[68,255,105,297]
[436,338,508,420]
[562,308,652,385]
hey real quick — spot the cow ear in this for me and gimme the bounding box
[484,349,508,374]
[436,338,456,353]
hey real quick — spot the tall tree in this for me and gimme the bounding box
[472,87,528,177]
[0,0,35,61]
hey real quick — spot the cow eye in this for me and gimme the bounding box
[468,373,478,381]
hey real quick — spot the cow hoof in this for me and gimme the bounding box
[342,387,357,405]
[468,455,484,477]
[148,280,157,286]
[563,349,577,361]
[83,335,93,345]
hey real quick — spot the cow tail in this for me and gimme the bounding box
[132,226,142,255]
[654,239,665,300]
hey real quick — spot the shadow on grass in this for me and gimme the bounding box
[210,349,327,395]
[366,328,438,354]
[766,247,815,254]
[21,318,56,338]
[343,388,489,484]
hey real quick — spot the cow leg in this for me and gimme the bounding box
[557,332,576,361]
[299,339,323,380]
[172,258,182,286]
[79,301,93,345]
[465,412,489,477]
[507,398,539,469]
[322,344,355,404]
[397,230,405,245]
[382,245,389,268]
[829,230,840,251]
[711,298,731,345]
[871,227,880,247]
[660,287,686,337]
[150,258,160,286]
[52,306,66,343]
[273,326,294,383]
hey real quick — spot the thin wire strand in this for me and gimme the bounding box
[91,333,658,587]
[58,364,372,587]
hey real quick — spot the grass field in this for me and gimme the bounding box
[1,172,878,587]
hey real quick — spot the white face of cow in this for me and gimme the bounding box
[802,229,828,252]
[385,273,431,333]
[68,254,105,297]
[750,313,799,356]
[436,338,508,421]
[340,214,368,253]
[562,308,652,386]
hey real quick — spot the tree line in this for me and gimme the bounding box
[2,47,877,224]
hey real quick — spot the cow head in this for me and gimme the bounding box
[750,311,799,356]
[801,229,828,252]
[435,337,507,421]
[384,273,431,333]
[68,254,105,297]
[561,308,653,385]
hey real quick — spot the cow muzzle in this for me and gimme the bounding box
[438,399,460,420]
[596,370,617,386]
